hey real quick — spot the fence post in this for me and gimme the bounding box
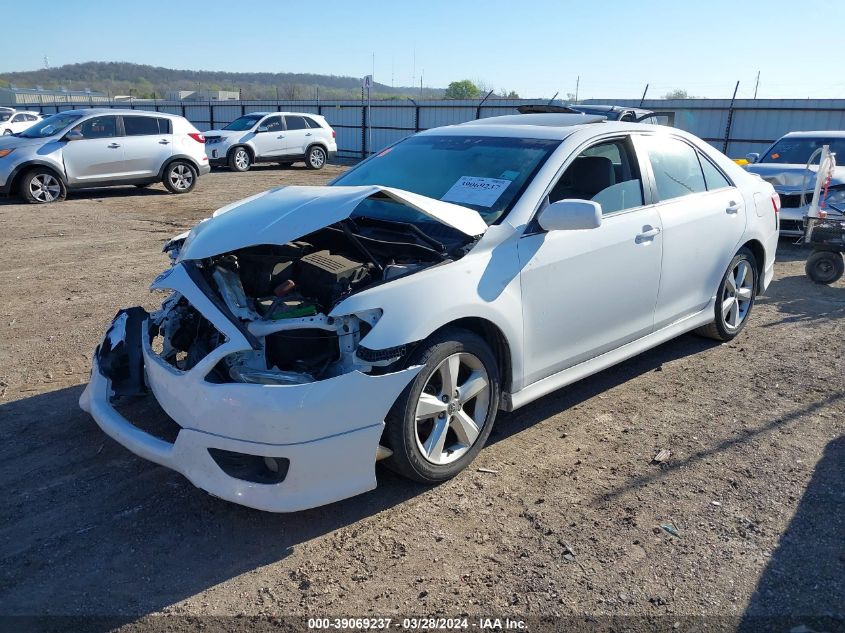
[476,90,494,120]
[407,97,420,132]
[361,102,368,159]
[209,102,215,130]
[722,81,740,154]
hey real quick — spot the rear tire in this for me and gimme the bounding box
[20,168,66,204]
[162,161,197,194]
[305,145,327,170]
[695,248,757,341]
[805,250,844,284]
[383,328,500,484]
[228,147,251,172]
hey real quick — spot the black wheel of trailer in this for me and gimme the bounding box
[805,249,844,284]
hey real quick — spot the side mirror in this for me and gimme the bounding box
[255,125,269,133]
[538,199,602,231]
[64,130,83,142]
[746,152,760,164]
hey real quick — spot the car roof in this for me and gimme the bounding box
[435,114,670,140]
[46,108,184,119]
[781,130,845,139]
[236,111,323,117]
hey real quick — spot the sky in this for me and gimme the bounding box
[3,0,844,100]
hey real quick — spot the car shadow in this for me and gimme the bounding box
[737,435,845,632]
[0,332,720,628]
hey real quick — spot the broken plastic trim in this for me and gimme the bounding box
[182,260,261,350]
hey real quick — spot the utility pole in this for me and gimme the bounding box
[420,70,423,99]
[575,75,580,103]
[753,70,760,99]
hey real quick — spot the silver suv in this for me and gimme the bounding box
[0,109,210,203]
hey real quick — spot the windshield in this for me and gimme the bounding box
[334,135,560,225]
[223,114,263,131]
[761,137,845,164]
[18,113,82,138]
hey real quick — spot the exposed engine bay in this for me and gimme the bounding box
[152,214,475,386]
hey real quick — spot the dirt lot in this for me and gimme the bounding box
[0,165,842,632]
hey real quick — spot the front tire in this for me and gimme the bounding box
[695,248,758,341]
[228,147,251,172]
[162,161,197,194]
[805,250,844,284]
[383,328,500,483]
[20,168,66,204]
[305,145,327,170]
[2,129,11,135]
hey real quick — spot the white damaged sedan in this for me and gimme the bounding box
[80,114,780,512]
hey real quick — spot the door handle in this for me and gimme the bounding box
[726,201,740,214]
[636,225,661,243]
[305,132,313,136]
[107,143,121,148]
[277,135,285,139]
[159,139,170,145]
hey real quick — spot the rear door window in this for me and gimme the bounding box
[284,115,308,130]
[305,117,323,129]
[123,116,167,136]
[698,153,732,190]
[640,135,707,201]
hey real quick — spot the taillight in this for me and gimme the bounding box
[188,132,205,144]
[331,129,336,139]
[771,192,781,213]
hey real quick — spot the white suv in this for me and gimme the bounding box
[0,110,43,135]
[0,109,210,203]
[205,111,337,171]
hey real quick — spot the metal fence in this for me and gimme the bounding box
[15,97,845,160]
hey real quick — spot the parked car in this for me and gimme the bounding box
[745,131,845,235]
[518,103,674,125]
[0,109,210,203]
[204,111,337,172]
[0,110,42,135]
[80,114,779,512]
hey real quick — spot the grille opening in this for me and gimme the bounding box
[208,449,290,484]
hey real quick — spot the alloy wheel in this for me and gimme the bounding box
[29,174,61,203]
[721,259,754,331]
[309,147,325,168]
[169,164,194,190]
[414,352,491,465]
[234,149,249,170]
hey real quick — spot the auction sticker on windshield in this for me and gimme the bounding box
[441,176,511,207]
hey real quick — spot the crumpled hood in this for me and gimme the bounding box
[746,163,845,193]
[178,185,489,261]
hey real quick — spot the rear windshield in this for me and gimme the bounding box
[761,137,845,164]
[334,134,560,225]
[223,114,263,131]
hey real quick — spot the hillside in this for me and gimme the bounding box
[0,61,442,100]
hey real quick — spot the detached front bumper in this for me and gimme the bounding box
[79,296,420,512]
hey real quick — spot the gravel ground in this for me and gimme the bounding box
[0,165,842,632]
